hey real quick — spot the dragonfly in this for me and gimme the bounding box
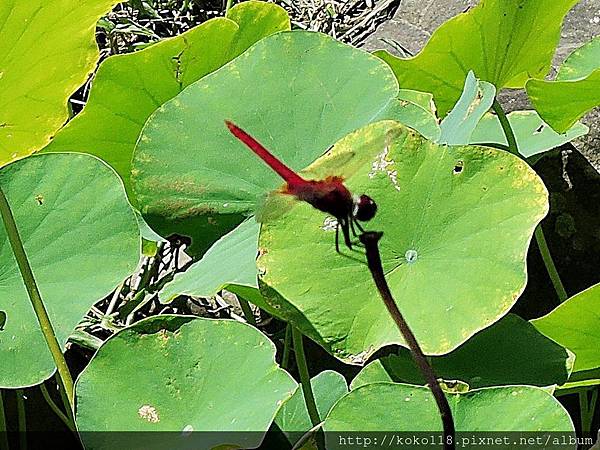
[225,120,377,252]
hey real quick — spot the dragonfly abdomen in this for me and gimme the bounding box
[225,121,305,186]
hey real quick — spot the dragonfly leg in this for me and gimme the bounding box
[340,218,354,250]
[353,220,366,234]
[334,217,363,254]
[348,218,365,248]
[349,218,359,237]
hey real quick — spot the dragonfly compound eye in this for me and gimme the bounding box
[353,194,377,222]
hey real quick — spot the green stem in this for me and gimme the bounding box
[535,227,568,302]
[147,245,164,286]
[136,258,153,291]
[238,298,257,326]
[291,422,324,450]
[281,324,292,370]
[292,328,325,450]
[492,99,568,303]
[40,384,75,433]
[68,328,103,351]
[55,373,77,434]
[125,291,153,326]
[491,98,519,156]
[15,390,25,450]
[225,0,234,15]
[104,281,124,317]
[0,391,9,450]
[119,289,147,322]
[0,187,75,408]
[292,328,320,426]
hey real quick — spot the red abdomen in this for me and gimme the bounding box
[226,121,305,188]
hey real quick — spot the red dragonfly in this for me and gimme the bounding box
[225,120,377,251]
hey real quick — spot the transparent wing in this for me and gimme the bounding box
[254,188,296,224]
[301,123,404,181]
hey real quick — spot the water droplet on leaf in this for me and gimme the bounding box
[405,249,418,263]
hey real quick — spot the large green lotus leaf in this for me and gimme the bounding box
[275,370,348,445]
[159,218,259,302]
[470,111,589,159]
[131,31,402,255]
[438,71,496,145]
[532,282,600,373]
[224,1,289,56]
[350,314,572,390]
[43,1,289,200]
[0,153,140,388]
[0,0,120,165]
[378,98,440,142]
[398,89,436,114]
[381,89,440,141]
[375,0,579,116]
[258,121,548,362]
[526,36,600,133]
[323,383,575,446]
[75,315,297,450]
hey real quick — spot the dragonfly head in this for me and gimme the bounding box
[352,194,377,222]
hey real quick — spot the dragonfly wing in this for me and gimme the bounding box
[303,147,356,181]
[303,125,404,181]
[254,189,296,223]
